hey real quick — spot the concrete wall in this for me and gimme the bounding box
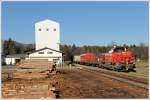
[35,19,60,51]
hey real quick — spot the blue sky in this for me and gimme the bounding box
[2,1,149,46]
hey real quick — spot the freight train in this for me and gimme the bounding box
[74,46,136,72]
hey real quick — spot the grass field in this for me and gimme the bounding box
[128,60,148,80]
[136,60,148,67]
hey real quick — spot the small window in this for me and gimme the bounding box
[46,28,49,31]
[53,28,56,31]
[38,52,44,54]
[47,52,53,54]
[39,28,42,31]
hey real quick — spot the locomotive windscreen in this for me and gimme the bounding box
[113,47,124,52]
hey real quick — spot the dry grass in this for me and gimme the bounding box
[128,60,148,80]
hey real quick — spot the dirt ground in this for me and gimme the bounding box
[56,68,148,98]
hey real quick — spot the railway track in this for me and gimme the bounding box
[76,65,148,89]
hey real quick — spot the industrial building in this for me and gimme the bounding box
[5,19,63,65]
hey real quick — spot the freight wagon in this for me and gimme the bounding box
[73,55,81,64]
[74,46,136,72]
[80,53,97,66]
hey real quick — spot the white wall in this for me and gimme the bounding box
[35,19,60,51]
[74,55,80,62]
[5,58,15,65]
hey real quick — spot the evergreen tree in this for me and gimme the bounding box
[3,38,16,55]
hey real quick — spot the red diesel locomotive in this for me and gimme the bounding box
[99,46,136,71]
[74,46,136,72]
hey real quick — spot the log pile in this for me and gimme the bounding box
[2,61,59,99]
[2,80,58,99]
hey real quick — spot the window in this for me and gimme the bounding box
[114,47,124,52]
[46,28,49,31]
[38,52,44,54]
[53,28,56,31]
[39,28,42,31]
[47,52,53,54]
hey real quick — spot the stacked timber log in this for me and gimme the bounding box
[17,59,57,75]
[18,59,53,69]
[2,80,58,99]
[2,60,59,99]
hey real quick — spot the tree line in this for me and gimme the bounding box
[2,38,35,56]
[2,38,148,61]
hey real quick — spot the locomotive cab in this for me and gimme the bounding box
[110,46,127,53]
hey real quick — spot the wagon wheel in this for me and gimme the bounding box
[115,63,122,72]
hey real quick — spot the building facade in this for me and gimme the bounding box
[5,54,28,65]
[35,19,60,50]
[27,47,63,64]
